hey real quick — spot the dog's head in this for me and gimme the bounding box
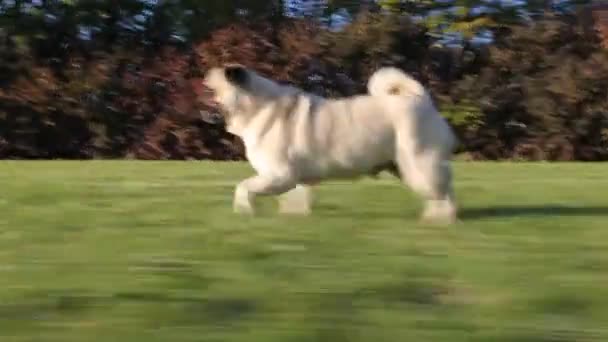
[203,64,252,115]
[203,64,293,111]
[203,64,299,134]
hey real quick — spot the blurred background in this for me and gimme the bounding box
[2,2,608,342]
[1,0,607,162]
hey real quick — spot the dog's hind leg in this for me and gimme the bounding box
[396,148,457,224]
[419,158,457,224]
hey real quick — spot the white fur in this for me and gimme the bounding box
[203,65,458,224]
[368,66,426,98]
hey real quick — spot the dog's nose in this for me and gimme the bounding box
[200,86,217,105]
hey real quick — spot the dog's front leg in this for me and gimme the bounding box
[278,184,313,215]
[234,174,297,214]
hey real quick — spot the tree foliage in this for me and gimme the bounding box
[0,1,606,160]
[452,13,608,160]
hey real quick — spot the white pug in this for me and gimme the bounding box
[203,64,459,224]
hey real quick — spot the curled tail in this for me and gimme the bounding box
[368,67,459,152]
[367,67,426,98]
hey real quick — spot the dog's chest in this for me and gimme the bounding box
[242,133,278,176]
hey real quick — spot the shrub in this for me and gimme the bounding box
[452,13,608,160]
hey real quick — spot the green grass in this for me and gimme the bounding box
[1,161,608,342]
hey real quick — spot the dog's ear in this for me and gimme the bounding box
[224,65,248,87]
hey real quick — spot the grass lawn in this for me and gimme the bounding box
[1,161,608,342]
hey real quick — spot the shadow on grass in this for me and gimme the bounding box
[462,205,608,220]
[0,289,256,327]
[316,204,417,219]
[114,291,257,323]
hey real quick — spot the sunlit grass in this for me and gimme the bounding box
[1,161,607,341]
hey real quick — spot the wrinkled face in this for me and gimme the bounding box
[202,65,249,114]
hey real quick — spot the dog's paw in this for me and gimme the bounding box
[278,185,312,215]
[234,203,255,215]
[233,186,255,215]
[420,199,458,225]
[233,195,255,214]
[419,212,458,226]
[278,201,311,215]
[419,213,454,226]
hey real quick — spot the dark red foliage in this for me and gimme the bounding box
[1,10,607,161]
[451,13,608,161]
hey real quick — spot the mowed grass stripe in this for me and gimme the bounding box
[0,161,607,342]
